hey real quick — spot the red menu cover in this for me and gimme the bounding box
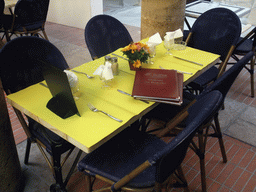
[132,69,181,102]
[140,73,184,105]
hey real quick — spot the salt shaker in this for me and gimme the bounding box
[104,56,112,65]
[111,57,119,75]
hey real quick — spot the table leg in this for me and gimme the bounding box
[50,147,66,192]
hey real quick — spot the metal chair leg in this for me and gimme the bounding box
[176,165,189,192]
[198,130,207,192]
[24,138,32,164]
[250,55,255,97]
[84,175,92,192]
[214,115,227,163]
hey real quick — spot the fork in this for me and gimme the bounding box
[87,103,123,122]
[71,69,94,79]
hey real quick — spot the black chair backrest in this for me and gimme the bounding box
[0,0,4,28]
[14,0,50,26]
[0,0,4,17]
[0,36,69,94]
[84,14,133,60]
[188,8,241,61]
[149,90,223,183]
[201,51,254,99]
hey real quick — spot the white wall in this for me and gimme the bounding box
[47,0,103,29]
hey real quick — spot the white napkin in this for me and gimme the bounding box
[165,28,183,40]
[93,61,114,81]
[64,70,79,89]
[147,32,162,47]
[164,32,175,42]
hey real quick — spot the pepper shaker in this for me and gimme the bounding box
[111,57,119,75]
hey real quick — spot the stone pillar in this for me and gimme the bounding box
[141,0,186,39]
[0,80,24,192]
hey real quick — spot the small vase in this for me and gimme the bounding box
[129,61,141,71]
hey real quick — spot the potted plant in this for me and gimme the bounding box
[122,42,150,70]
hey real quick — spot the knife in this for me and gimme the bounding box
[117,89,149,104]
[159,66,193,75]
[111,53,129,61]
[173,55,203,66]
[39,82,48,88]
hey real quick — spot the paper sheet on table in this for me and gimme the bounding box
[93,62,113,80]
[166,28,183,40]
[147,32,162,47]
[64,70,79,88]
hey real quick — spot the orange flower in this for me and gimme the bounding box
[122,42,150,65]
[133,60,141,68]
[122,46,130,52]
[130,44,137,53]
[141,43,150,53]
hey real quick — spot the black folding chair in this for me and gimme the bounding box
[0,36,82,192]
[84,14,133,60]
[142,51,254,192]
[185,8,241,94]
[78,90,223,192]
[229,26,256,97]
[2,0,49,41]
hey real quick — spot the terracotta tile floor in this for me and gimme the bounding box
[5,21,256,191]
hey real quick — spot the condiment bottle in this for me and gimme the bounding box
[111,57,119,75]
[104,56,112,65]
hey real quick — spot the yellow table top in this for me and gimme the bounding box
[7,42,220,153]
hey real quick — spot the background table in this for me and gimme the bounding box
[185,0,251,34]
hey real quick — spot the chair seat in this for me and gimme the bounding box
[29,118,74,155]
[187,66,219,91]
[15,21,44,32]
[234,37,253,54]
[78,129,167,188]
[2,14,44,32]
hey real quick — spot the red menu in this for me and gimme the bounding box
[132,69,183,105]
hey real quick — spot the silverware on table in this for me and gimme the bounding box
[39,82,48,88]
[87,103,123,123]
[117,89,149,104]
[71,69,94,79]
[159,66,193,75]
[173,55,203,66]
[111,53,129,61]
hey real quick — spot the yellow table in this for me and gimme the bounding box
[7,42,220,153]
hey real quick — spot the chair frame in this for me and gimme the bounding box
[5,0,49,41]
[78,91,223,192]
[149,51,254,192]
[82,163,188,192]
[0,37,82,191]
[5,88,82,191]
[80,124,191,192]
[229,27,256,97]
[152,98,224,192]
[184,8,242,94]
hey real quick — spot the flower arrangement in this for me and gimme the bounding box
[122,42,150,69]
